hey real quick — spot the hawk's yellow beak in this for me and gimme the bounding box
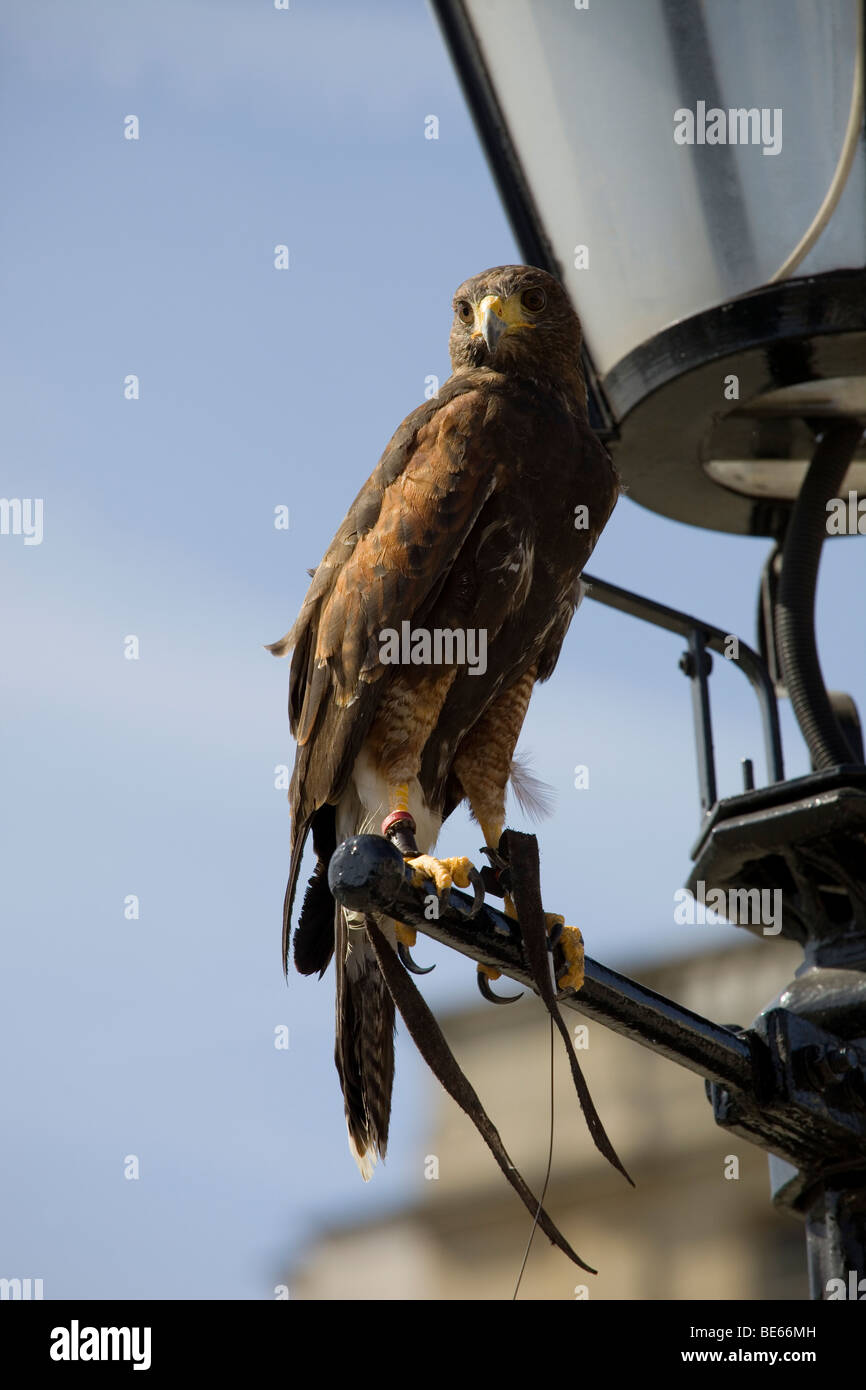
[472,294,531,352]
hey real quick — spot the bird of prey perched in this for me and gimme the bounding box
[269,264,619,1181]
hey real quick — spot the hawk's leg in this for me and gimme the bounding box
[451,667,583,997]
[451,667,538,1000]
[382,800,484,925]
[367,668,469,969]
[378,796,438,973]
[377,797,480,977]
[367,664,487,934]
[545,913,585,993]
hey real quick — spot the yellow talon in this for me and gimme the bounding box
[546,913,585,992]
[477,963,501,981]
[406,854,474,897]
[395,922,416,949]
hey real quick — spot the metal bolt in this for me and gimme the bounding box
[826,1046,857,1080]
[679,649,713,678]
[799,1042,865,1092]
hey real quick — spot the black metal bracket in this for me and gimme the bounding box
[583,571,866,963]
[706,1010,866,1175]
[582,572,785,818]
[688,766,866,965]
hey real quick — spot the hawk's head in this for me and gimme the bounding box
[448,265,585,403]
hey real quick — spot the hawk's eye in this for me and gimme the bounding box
[456,299,473,322]
[521,287,546,314]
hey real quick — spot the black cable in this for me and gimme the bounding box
[775,419,863,769]
[513,1015,555,1299]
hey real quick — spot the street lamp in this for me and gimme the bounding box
[427,0,866,1299]
[434,0,864,533]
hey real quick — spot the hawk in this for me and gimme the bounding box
[269,265,619,1181]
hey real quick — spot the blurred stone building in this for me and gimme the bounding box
[290,937,809,1299]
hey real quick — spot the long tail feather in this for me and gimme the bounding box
[335,909,395,1179]
[366,918,597,1273]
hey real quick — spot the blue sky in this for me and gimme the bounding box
[1,0,863,1299]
